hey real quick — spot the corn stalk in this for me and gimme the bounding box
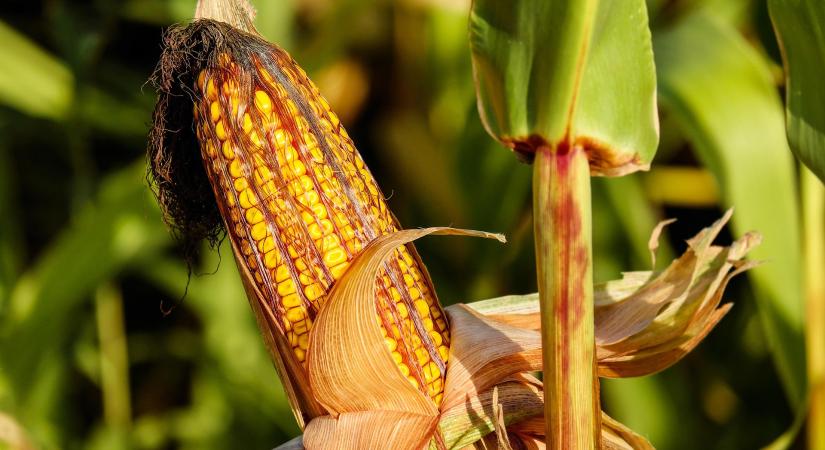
[533,144,598,447]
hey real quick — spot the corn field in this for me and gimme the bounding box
[0,0,823,449]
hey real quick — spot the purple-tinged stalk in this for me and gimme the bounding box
[533,143,599,448]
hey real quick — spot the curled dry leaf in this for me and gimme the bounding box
[465,211,760,378]
[648,218,676,268]
[438,380,544,449]
[600,412,655,450]
[441,305,542,410]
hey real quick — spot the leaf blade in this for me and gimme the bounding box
[768,0,825,182]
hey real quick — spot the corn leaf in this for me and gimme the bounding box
[654,12,806,406]
[0,162,169,407]
[768,0,825,182]
[0,139,21,310]
[469,0,658,175]
[0,20,73,120]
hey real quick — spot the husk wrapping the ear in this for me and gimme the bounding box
[306,228,504,417]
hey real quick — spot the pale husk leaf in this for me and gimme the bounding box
[441,305,542,411]
[306,228,504,417]
[438,380,544,449]
[648,218,677,268]
[462,213,759,378]
[300,411,437,450]
[594,209,734,345]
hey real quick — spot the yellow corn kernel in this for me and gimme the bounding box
[194,54,450,405]
[215,120,228,140]
[254,90,273,116]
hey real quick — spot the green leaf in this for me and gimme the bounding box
[0,20,73,120]
[768,0,825,182]
[573,1,659,176]
[0,161,170,408]
[251,0,295,48]
[469,0,658,176]
[654,12,806,406]
[469,0,596,144]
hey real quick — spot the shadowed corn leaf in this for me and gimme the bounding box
[0,20,73,119]
[768,0,825,182]
[654,11,805,405]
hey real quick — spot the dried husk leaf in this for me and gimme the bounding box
[462,213,759,378]
[301,411,437,450]
[307,228,504,417]
[492,387,515,450]
[438,380,544,449]
[594,209,735,345]
[597,235,761,377]
[648,218,676,268]
[441,305,542,411]
[600,411,655,450]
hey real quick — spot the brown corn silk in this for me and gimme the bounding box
[149,20,449,409]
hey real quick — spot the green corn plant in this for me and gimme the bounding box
[144,0,762,448]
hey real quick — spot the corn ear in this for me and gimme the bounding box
[149,18,454,422]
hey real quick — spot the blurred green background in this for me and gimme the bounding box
[0,0,809,448]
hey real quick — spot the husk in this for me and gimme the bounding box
[438,380,544,449]
[303,411,437,450]
[594,209,737,345]
[600,412,655,450]
[441,305,542,411]
[306,228,504,418]
[461,212,760,378]
[231,238,325,426]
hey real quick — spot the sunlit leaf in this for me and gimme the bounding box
[0,162,169,406]
[0,20,73,120]
[654,11,806,406]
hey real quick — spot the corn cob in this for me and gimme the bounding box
[191,47,448,404]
